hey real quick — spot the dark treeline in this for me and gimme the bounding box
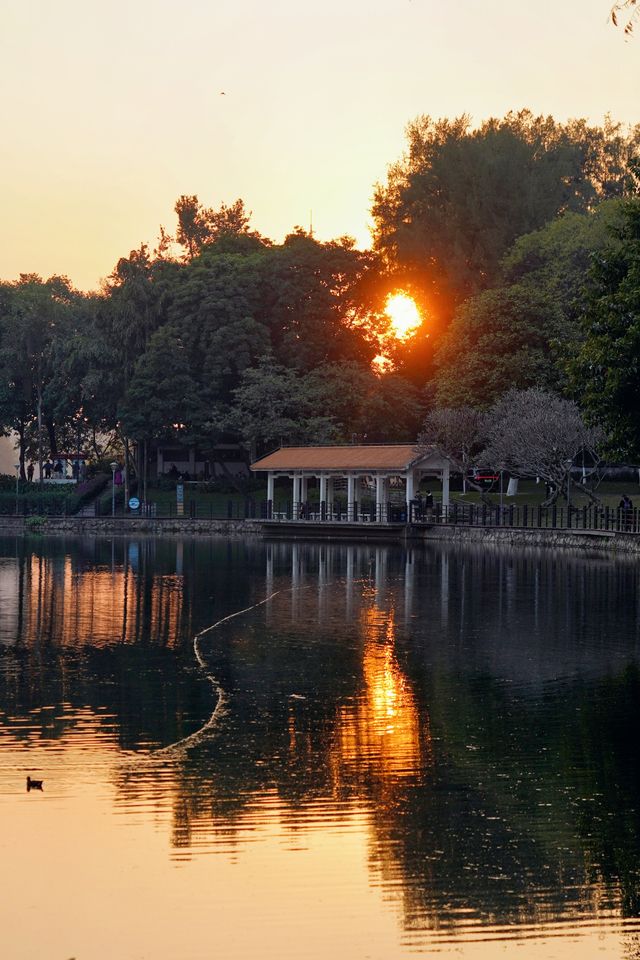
[2,109,640,481]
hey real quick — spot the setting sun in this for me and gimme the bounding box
[385,293,422,339]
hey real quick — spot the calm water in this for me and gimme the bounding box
[1,535,640,960]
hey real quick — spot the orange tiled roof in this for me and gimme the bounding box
[250,444,429,472]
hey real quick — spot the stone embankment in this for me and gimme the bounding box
[1,515,639,554]
[0,516,263,537]
[420,524,640,554]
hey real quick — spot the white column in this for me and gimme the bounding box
[376,474,386,522]
[345,545,354,618]
[300,476,308,504]
[347,475,356,521]
[267,473,274,518]
[405,469,415,519]
[404,548,414,625]
[442,462,450,513]
[326,477,334,518]
[293,474,301,517]
[319,475,327,519]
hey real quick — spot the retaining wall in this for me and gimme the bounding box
[0,516,263,537]
[1,514,640,555]
[419,524,640,554]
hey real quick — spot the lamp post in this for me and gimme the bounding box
[14,463,20,516]
[565,458,573,528]
[110,461,118,517]
[499,467,504,525]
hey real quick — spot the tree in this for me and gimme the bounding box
[174,195,212,259]
[0,274,79,479]
[433,285,565,408]
[119,325,202,501]
[480,388,603,505]
[430,201,626,408]
[416,406,484,492]
[230,359,337,457]
[305,362,424,442]
[257,232,384,372]
[119,325,201,442]
[372,111,640,325]
[570,198,640,457]
[501,199,624,323]
[173,195,264,259]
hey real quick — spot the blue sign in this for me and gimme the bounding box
[128,497,140,510]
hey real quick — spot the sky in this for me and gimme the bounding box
[1,0,639,291]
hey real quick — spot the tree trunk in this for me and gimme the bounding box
[124,436,130,513]
[143,438,148,506]
[18,417,26,481]
[37,382,43,490]
[45,417,57,459]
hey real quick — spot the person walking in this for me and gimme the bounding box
[27,463,34,483]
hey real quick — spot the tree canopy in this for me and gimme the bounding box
[570,198,640,458]
[372,111,639,326]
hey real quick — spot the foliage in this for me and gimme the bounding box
[570,198,640,458]
[417,406,484,483]
[480,388,603,504]
[0,472,109,516]
[430,202,626,408]
[0,274,84,475]
[372,111,640,325]
[119,326,201,442]
[433,285,565,407]
[231,357,424,456]
[230,359,337,454]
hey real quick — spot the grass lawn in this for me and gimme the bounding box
[111,477,640,517]
[449,478,640,510]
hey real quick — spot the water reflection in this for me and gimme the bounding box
[2,536,640,957]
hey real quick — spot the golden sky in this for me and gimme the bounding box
[2,0,639,291]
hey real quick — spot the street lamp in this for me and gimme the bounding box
[14,463,20,516]
[110,461,118,517]
[565,458,573,528]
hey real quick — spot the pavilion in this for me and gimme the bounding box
[250,443,451,522]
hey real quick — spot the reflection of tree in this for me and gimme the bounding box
[0,536,269,749]
[4,534,640,939]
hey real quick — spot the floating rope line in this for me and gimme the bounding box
[150,567,375,761]
[153,590,282,759]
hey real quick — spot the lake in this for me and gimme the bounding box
[1,534,640,959]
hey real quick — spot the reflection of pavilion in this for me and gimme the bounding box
[251,443,451,522]
[265,541,421,629]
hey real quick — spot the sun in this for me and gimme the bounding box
[384,292,422,339]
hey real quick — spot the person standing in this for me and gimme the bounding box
[27,463,34,483]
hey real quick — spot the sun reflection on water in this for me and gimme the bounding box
[336,604,430,781]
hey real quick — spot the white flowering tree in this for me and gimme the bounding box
[480,388,604,506]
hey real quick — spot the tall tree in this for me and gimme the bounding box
[0,275,78,478]
[433,285,565,408]
[480,388,603,504]
[570,198,640,457]
[417,406,484,491]
[432,201,626,406]
[372,111,640,325]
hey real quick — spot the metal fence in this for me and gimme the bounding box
[4,495,640,534]
[430,501,640,534]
